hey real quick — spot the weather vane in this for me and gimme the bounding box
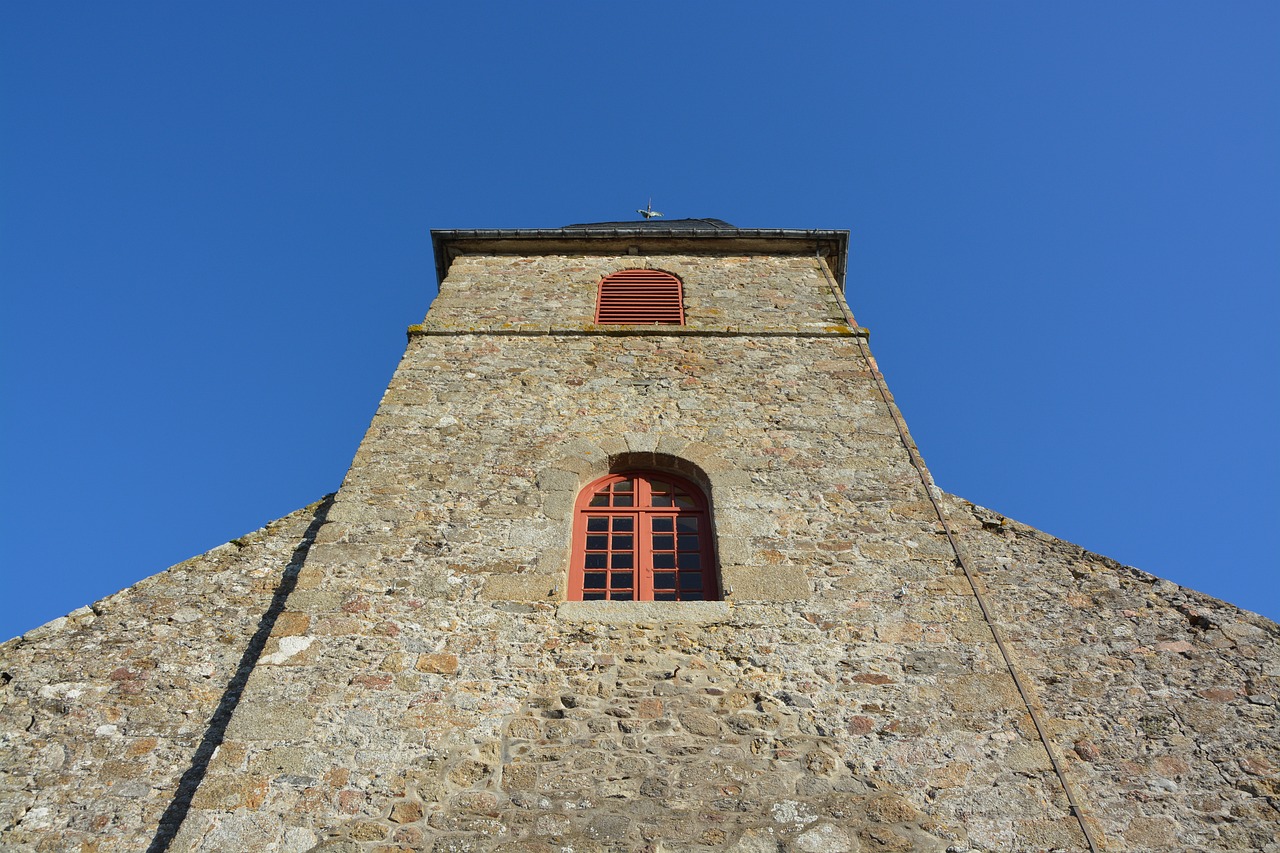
[636,198,664,220]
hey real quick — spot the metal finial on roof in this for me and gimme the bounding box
[637,198,664,220]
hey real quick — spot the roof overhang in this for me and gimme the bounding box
[430,226,849,288]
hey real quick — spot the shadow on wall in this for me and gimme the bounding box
[145,494,335,853]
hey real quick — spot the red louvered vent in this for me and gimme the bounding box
[594,269,685,325]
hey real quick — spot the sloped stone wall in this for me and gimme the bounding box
[943,495,1280,851]
[0,500,330,852]
[169,253,1085,851]
[290,618,967,852]
[7,244,1279,853]
[171,592,1077,853]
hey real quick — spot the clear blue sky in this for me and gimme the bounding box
[2,3,1277,640]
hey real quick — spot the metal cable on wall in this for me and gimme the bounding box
[815,256,1102,853]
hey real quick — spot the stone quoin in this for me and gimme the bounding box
[2,218,1278,852]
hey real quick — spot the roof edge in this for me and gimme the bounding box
[430,227,849,287]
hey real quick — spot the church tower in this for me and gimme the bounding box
[5,219,1278,852]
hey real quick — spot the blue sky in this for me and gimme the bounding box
[2,2,1277,640]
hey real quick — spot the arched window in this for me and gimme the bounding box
[594,269,685,325]
[569,472,718,601]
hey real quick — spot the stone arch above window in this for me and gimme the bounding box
[594,269,685,325]
[569,471,719,602]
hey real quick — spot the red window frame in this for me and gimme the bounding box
[594,269,685,325]
[569,472,718,602]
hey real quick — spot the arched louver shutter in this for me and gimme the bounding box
[594,269,685,325]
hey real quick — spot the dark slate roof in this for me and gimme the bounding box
[562,218,737,231]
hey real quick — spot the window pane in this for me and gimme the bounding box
[575,472,718,603]
[679,572,703,590]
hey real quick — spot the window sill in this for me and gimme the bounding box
[556,601,732,625]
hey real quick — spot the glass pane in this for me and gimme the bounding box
[678,553,701,570]
[653,553,676,569]
[583,591,606,601]
[583,572,607,589]
[612,535,632,550]
[612,517,633,532]
[610,591,633,601]
[676,517,699,532]
[611,572,633,589]
[587,517,609,532]
[679,572,703,590]
[652,517,674,532]
[653,535,675,551]
[590,494,609,506]
[611,553,633,569]
[654,592,677,601]
[585,553,606,569]
[586,535,608,550]
[613,480,633,492]
[613,495,633,507]
[677,535,698,551]
[654,573,676,590]
[675,495,695,508]
[651,495,673,507]
[683,590,705,601]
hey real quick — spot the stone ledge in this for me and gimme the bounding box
[408,324,869,338]
[556,601,733,625]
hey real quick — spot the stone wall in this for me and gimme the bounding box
[169,254,1086,851]
[5,247,1278,852]
[0,500,330,852]
[420,254,850,332]
[943,495,1280,851]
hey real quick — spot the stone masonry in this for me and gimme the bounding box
[1,500,331,850]
[2,222,1277,852]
